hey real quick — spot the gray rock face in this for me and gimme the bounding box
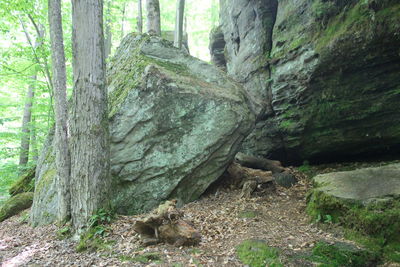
[30,128,58,226]
[313,164,400,202]
[218,0,400,163]
[209,26,226,70]
[220,0,278,116]
[31,34,255,225]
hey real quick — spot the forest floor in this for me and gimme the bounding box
[1,161,399,266]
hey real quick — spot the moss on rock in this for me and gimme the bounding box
[309,241,379,267]
[9,166,35,196]
[307,164,400,262]
[0,192,34,222]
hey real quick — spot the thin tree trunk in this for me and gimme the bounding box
[70,0,110,231]
[121,2,126,39]
[137,0,143,33]
[49,0,71,223]
[146,0,161,36]
[104,0,112,59]
[174,0,185,48]
[18,21,45,167]
[30,116,39,162]
[19,75,36,167]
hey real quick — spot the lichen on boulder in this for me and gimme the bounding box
[0,192,34,222]
[31,33,255,225]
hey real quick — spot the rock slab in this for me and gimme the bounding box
[313,163,400,202]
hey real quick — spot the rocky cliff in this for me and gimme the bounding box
[31,34,255,225]
[215,0,400,163]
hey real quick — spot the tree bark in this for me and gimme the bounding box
[19,75,36,167]
[146,0,161,35]
[120,2,126,39]
[70,0,110,231]
[174,0,185,49]
[104,0,112,59]
[48,0,71,223]
[18,21,45,167]
[137,0,143,33]
[30,116,39,162]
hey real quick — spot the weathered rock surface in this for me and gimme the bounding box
[209,26,226,70]
[31,34,255,225]
[219,0,400,163]
[31,128,58,225]
[0,192,33,222]
[161,30,190,53]
[307,164,400,244]
[312,164,400,202]
[220,0,277,116]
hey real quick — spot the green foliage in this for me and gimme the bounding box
[236,240,283,267]
[309,241,379,267]
[56,226,71,240]
[76,208,115,252]
[307,190,400,263]
[19,210,30,224]
[298,160,311,173]
[312,0,338,22]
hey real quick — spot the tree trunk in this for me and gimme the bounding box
[174,0,185,49]
[30,116,39,162]
[121,2,126,39]
[48,0,71,223]
[19,75,36,167]
[70,0,110,231]
[104,0,112,59]
[18,22,45,167]
[146,0,161,36]
[137,0,143,33]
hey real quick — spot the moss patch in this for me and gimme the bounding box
[9,166,35,196]
[308,241,379,267]
[0,192,34,222]
[238,210,258,219]
[236,240,283,267]
[307,189,400,262]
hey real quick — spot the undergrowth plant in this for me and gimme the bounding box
[76,208,115,252]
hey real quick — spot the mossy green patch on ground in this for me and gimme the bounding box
[238,210,258,219]
[307,179,400,263]
[236,240,283,267]
[307,241,379,267]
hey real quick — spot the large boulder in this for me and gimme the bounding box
[31,34,255,225]
[218,0,400,163]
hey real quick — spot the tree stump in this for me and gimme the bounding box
[133,200,201,246]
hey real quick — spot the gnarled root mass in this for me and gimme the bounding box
[133,200,201,247]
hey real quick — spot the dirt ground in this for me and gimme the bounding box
[0,167,393,267]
